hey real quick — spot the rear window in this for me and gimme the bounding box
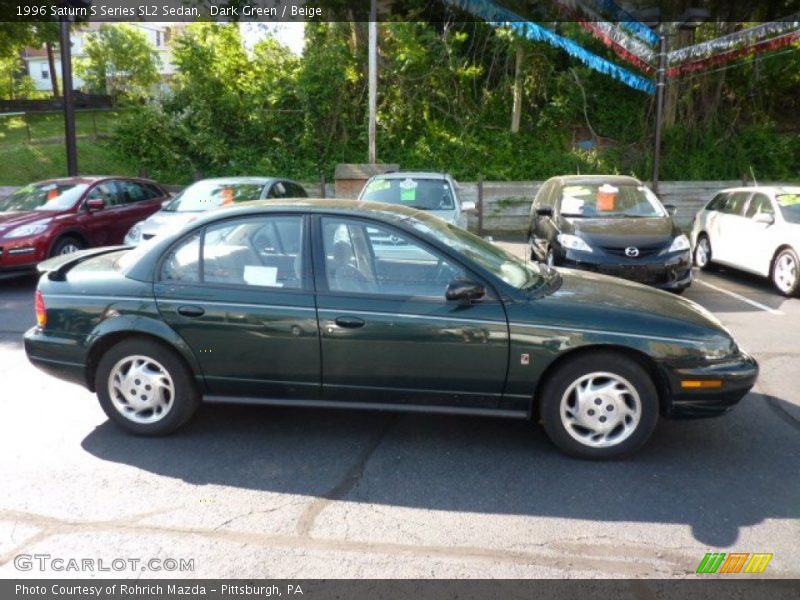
[360,177,455,211]
[164,181,264,213]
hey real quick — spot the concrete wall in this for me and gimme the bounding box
[455,180,795,234]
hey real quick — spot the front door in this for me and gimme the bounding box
[154,214,320,399]
[314,215,509,409]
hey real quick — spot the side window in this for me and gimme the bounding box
[203,216,304,289]
[745,194,774,219]
[722,192,750,216]
[287,182,307,198]
[117,181,152,204]
[267,182,287,199]
[321,217,466,298]
[531,182,550,215]
[86,182,120,207]
[161,233,201,283]
[706,193,728,211]
[145,183,166,198]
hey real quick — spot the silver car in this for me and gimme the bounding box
[690,186,800,296]
[357,172,475,228]
[124,177,307,245]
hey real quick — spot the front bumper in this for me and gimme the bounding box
[557,248,692,290]
[24,326,89,388]
[661,351,759,418]
[0,242,45,274]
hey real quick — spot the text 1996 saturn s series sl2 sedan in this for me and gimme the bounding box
[24,200,758,459]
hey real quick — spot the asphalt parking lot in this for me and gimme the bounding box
[1,246,798,579]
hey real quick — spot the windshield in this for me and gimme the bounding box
[777,193,800,224]
[558,183,666,218]
[360,177,455,211]
[164,181,265,213]
[0,182,88,212]
[408,213,547,290]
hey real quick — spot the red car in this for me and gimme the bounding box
[0,177,170,276]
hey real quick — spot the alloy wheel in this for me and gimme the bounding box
[774,252,798,294]
[108,355,175,424]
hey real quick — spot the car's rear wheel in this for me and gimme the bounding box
[771,248,800,297]
[539,352,659,459]
[50,236,84,257]
[694,235,713,270]
[95,338,199,435]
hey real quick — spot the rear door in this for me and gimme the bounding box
[314,215,509,408]
[114,180,168,240]
[154,213,320,399]
[712,191,751,265]
[737,192,777,274]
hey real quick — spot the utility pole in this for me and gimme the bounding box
[651,34,667,195]
[60,16,78,176]
[368,0,377,164]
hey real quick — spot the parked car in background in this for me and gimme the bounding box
[124,177,307,245]
[691,186,800,296]
[0,177,169,276]
[528,175,691,293]
[357,171,475,228]
[25,200,757,459]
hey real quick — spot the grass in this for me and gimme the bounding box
[0,109,140,185]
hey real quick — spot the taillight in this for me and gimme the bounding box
[35,290,47,327]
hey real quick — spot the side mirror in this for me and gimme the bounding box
[663,204,678,217]
[85,198,105,211]
[753,212,774,225]
[461,200,476,212]
[536,206,553,217]
[446,279,485,302]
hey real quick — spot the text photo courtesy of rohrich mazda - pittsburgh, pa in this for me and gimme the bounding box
[1,0,799,593]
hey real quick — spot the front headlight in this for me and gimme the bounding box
[702,335,738,361]
[664,234,690,253]
[557,234,593,253]
[6,223,48,238]
[124,222,143,245]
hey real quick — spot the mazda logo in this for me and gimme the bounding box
[625,246,640,258]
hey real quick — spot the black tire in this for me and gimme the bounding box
[694,234,713,271]
[50,235,84,257]
[539,352,659,459]
[670,286,687,295]
[95,338,199,436]
[771,247,800,297]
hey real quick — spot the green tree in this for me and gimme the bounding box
[76,24,161,98]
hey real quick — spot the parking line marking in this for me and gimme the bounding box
[694,279,784,316]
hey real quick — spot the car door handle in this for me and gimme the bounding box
[177,305,205,318]
[334,316,365,329]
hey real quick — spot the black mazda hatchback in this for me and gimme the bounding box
[527,175,692,293]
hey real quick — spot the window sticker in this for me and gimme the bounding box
[400,188,416,202]
[597,184,619,212]
[221,188,235,206]
[778,194,800,206]
[46,188,60,201]
[365,179,391,193]
[243,265,280,287]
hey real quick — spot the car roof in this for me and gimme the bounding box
[185,198,431,228]
[550,174,643,186]
[33,176,161,186]
[369,171,450,181]
[190,177,281,185]
[718,185,800,195]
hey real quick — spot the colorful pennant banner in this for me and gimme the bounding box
[444,0,657,93]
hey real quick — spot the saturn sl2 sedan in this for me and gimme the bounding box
[24,200,757,459]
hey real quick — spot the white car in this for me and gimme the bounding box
[690,186,800,296]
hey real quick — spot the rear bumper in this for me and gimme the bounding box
[661,351,759,418]
[24,326,89,388]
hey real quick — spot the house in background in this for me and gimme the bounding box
[22,23,188,94]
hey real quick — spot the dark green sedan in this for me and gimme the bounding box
[24,200,758,458]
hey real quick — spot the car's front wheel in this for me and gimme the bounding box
[771,248,800,297]
[539,352,659,459]
[95,338,199,435]
[50,236,84,257]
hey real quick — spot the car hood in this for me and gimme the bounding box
[0,211,55,235]
[563,216,677,247]
[536,268,731,341]
[140,210,199,236]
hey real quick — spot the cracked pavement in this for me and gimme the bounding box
[1,253,798,579]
